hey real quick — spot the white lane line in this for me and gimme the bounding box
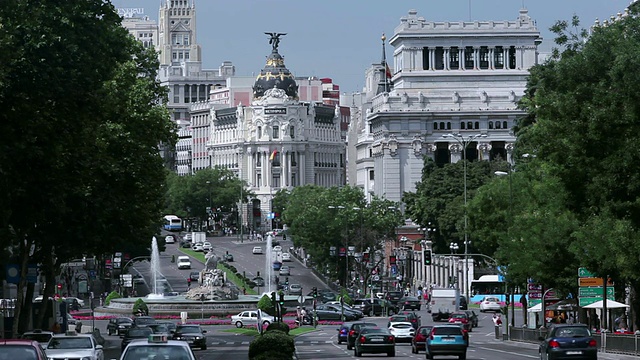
[475,346,539,358]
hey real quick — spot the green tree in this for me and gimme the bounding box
[257,294,275,316]
[517,4,640,327]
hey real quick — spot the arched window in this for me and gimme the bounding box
[488,121,493,129]
[272,125,280,139]
[290,126,295,138]
[447,122,452,130]
[496,121,502,129]
[433,122,438,130]
[503,121,508,129]
[475,122,480,129]
[440,122,445,129]
[257,126,262,138]
[467,121,473,129]
[460,122,466,130]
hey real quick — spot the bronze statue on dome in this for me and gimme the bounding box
[264,32,286,52]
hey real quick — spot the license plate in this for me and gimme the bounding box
[566,351,582,355]
[442,338,455,342]
[187,340,194,344]
[370,338,384,342]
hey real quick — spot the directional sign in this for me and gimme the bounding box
[579,277,614,287]
[578,268,595,278]
[579,295,614,307]
[579,287,614,297]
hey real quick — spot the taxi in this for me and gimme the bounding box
[119,334,197,360]
[45,331,104,360]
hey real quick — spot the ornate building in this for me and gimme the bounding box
[205,34,345,232]
[348,9,541,203]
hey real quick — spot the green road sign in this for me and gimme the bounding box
[578,267,595,278]
[578,287,614,297]
[578,294,614,307]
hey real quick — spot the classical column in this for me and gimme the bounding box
[489,48,494,69]
[460,48,466,70]
[458,48,464,70]
[444,48,450,70]
[429,48,435,70]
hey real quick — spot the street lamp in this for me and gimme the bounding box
[449,242,459,254]
[205,180,212,231]
[495,168,514,327]
[442,132,487,303]
[420,223,436,287]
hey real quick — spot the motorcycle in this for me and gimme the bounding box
[295,314,314,326]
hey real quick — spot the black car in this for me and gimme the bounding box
[399,296,422,311]
[148,324,171,335]
[189,271,200,282]
[107,317,133,336]
[464,310,479,328]
[385,291,404,305]
[133,316,157,327]
[322,304,364,319]
[224,253,234,262]
[315,307,359,321]
[353,327,396,357]
[539,324,597,360]
[346,322,377,350]
[173,324,208,350]
[459,295,468,310]
[352,298,399,316]
[121,326,153,351]
[156,321,177,335]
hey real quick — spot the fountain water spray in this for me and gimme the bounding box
[147,237,164,299]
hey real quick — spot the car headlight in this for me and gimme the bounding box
[81,357,91,360]
[118,325,125,328]
[195,336,203,339]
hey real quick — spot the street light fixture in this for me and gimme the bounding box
[495,168,514,328]
[449,242,459,254]
[442,132,487,303]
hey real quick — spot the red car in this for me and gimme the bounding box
[0,339,48,360]
[448,312,472,332]
[411,325,432,353]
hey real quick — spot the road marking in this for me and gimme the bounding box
[476,346,538,358]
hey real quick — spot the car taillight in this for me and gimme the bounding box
[359,336,366,344]
[388,335,394,342]
[416,334,425,341]
[588,339,597,347]
[349,330,355,336]
[549,340,561,348]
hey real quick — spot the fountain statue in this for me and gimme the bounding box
[265,234,273,293]
[147,237,164,300]
[185,251,239,300]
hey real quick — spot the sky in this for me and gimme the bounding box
[111,0,633,93]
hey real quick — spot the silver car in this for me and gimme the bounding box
[279,266,290,276]
[46,333,103,360]
[288,283,303,295]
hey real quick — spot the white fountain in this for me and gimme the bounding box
[265,234,273,293]
[147,236,164,299]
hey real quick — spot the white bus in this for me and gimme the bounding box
[163,215,182,231]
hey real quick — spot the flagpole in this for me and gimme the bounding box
[382,33,388,93]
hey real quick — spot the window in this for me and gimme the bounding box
[272,125,279,139]
[185,52,189,60]
[291,173,296,186]
[475,122,480,129]
[449,47,459,69]
[369,170,374,180]
[184,84,190,103]
[488,121,493,129]
[289,125,295,138]
[257,126,262,139]
[172,34,178,45]
[256,153,261,167]
[509,46,516,69]
[272,175,281,187]
[447,122,452,130]
[173,85,180,103]
[465,47,474,69]
[172,52,178,60]
[496,121,502,129]
[479,47,489,69]
[179,52,184,60]
[440,122,445,129]
[435,47,444,70]
[291,152,296,166]
[422,47,430,70]
[460,122,466,130]
[467,121,473,129]
[503,121,508,129]
[494,46,504,68]
[433,122,438,130]
[183,34,189,45]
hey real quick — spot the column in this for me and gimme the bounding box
[444,48,450,70]
[503,47,509,69]
[474,47,480,70]
[299,152,306,185]
[429,48,435,71]
[489,48,494,69]
[460,48,466,70]
[261,151,267,188]
[458,48,464,70]
[283,151,289,187]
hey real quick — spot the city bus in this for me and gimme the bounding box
[470,274,506,303]
[163,215,182,231]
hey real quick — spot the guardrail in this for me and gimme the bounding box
[509,326,640,356]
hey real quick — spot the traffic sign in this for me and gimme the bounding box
[373,275,380,281]
[579,277,614,287]
[579,287,614,297]
[298,295,305,304]
[579,295,614,307]
[578,268,595,278]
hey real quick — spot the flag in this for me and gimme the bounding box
[269,149,278,161]
[385,63,392,79]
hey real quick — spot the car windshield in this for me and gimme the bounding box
[485,297,499,302]
[136,318,156,325]
[361,328,386,335]
[47,337,93,349]
[419,327,432,335]
[451,314,467,319]
[128,328,153,337]
[391,323,413,329]
[176,326,201,334]
[118,318,133,324]
[433,327,463,336]
[0,346,39,360]
[122,345,192,360]
[390,316,409,322]
[403,297,419,301]
[554,327,591,337]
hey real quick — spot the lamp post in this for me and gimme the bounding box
[420,223,436,287]
[442,132,487,303]
[205,180,212,231]
[495,167,514,328]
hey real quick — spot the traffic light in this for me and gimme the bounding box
[505,293,511,306]
[424,250,432,265]
[312,287,318,298]
[278,292,285,306]
[271,292,277,308]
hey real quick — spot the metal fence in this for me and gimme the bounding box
[509,326,640,356]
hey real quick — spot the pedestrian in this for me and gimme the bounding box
[75,320,83,334]
[301,306,307,323]
[296,306,302,324]
[187,277,191,288]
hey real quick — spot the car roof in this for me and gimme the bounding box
[0,339,41,346]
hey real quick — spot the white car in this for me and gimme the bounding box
[119,334,196,360]
[164,235,176,244]
[192,243,203,252]
[272,245,282,252]
[63,296,85,308]
[231,310,274,328]
[177,256,191,269]
[281,252,291,262]
[46,332,104,360]
[388,322,415,343]
[252,246,263,254]
[479,296,502,312]
[202,241,212,252]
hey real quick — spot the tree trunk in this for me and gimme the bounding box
[35,249,56,330]
[12,234,31,336]
[629,281,640,332]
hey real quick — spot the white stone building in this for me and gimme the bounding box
[348,9,541,204]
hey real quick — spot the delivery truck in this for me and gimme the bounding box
[430,288,460,321]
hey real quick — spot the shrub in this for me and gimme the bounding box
[257,294,275,316]
[104,291,121,306]
[338,290,353,306]
[132,298,149,316]
[266,321,290,334]
[248,330,295,360]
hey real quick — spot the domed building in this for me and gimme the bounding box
[202,33,345,234]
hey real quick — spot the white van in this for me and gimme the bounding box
[177,256,191,269]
